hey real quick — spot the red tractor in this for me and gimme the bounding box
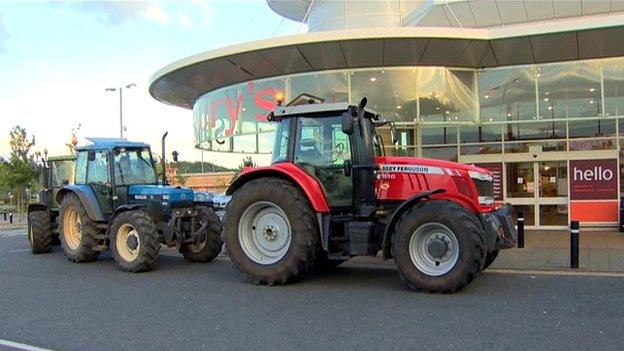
[223,97,516,292]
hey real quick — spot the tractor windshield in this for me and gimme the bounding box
[113,147,158,185]
[51,160,75,187]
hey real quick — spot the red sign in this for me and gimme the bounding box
[570,159,618,200]
[474,162,503,201]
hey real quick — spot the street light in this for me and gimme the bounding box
[106,83,136,139]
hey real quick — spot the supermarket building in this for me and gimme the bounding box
[150,0,624,229]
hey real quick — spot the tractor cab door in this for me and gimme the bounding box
[293,115,353,211]
[85,150,114,216]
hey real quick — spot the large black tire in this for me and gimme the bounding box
[482,250,500,271]
[28,210,53,254]
[181,206,223,263]
[392,200,485,293]
[224,178,318,285]
[110,210,160,273]
[59,193,100,263]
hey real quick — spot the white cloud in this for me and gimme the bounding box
[145,4,169,24]
[178,13,193,28]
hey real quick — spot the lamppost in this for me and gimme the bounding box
[106,83,136,139]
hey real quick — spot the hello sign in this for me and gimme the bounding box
[569,159,618,200]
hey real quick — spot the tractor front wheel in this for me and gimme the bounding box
[224,178,318,285]
[110,210,160,272]
[59,193,100,262]
[393,200,485,293]
[28,210,53,254]
[181,206,223,262]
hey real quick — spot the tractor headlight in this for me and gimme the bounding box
[478,196,495,205]
[468,170,493,182]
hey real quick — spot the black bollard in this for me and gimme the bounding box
[9,212,13,224]
[517,211,525,249]
[570,220,579,269]
[3,212,5,221]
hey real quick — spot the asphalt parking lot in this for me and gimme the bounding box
[1,227,624,351]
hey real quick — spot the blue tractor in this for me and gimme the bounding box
[51,135,222,272]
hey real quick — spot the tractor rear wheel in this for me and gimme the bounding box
[28,210,53,254]
[224,178,318,285]
[59,193,100,262]
[482,250,500,271]
[393,200,485,293]
[181,206,223,262]
[110,210,160,272]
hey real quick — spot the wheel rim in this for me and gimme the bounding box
[63,207,82,250]
[238,201,291,265]
[116,224,141,262]
[408,223,460,277]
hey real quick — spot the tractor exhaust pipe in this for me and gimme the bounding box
[162,131,168,186]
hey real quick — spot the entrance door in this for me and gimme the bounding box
[505,161,568,228]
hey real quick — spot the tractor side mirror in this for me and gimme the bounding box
[172,151,179,162]
[390,122,399,145]
[342,114,354,135]
[88,151,96,161]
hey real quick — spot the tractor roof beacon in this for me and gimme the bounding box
[224,96,517,293]
[32,134,223,272]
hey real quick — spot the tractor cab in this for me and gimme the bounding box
[71,138,194,217]
[29,136,223,273]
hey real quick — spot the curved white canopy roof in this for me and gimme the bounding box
[149,15,624,109]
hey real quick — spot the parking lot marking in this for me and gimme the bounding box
[8,249,30,253]
[0,233,26,238]
[0,338,54,351]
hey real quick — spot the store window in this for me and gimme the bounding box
[421,126,457,145]
[460,124,502,143]
[604,58,624,117]
[350,69,417,122]
[537,62,602,119]
[418,68,476,122]
[289,71,349,104]
[504,121,566,141]
[569,119,615,138]
[478,67,537,122]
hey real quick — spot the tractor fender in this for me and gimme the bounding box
[226,164,330,213]
[381,188,446,259]
[112,204,145,219]
[56,185,106,222]
[27,203,48,214]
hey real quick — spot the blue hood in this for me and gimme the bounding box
[128,185,194,207]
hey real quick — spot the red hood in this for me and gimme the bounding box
[375,156,489,174]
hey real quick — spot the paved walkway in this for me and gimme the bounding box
[492,230,624,272]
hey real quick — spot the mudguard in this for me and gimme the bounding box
[226,163,330,213]
[56,185,106,222]
[381,188,446,259]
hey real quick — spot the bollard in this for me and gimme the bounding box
[570,220,579,269]
[517,211,525,249]
[9,212,13,224]
[3,212,5,221]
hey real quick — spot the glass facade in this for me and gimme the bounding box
[193,57,624,156]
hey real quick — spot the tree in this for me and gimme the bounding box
[0,126,39,209]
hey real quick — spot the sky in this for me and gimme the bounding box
[0,0,303,168]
